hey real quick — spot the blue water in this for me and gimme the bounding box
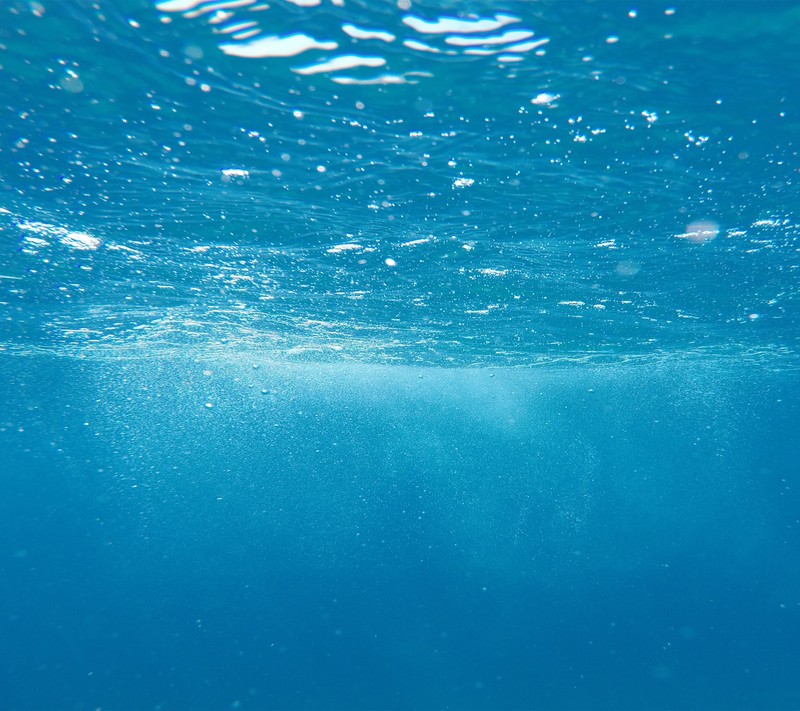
[2,1,799,709]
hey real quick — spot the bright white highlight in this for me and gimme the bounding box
[402,14,520,35]
[220,33,337,58]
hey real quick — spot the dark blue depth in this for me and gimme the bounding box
[1,356,799,710]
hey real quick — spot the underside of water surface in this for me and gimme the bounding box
[1,2,800,710]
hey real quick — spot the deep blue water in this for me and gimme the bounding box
[1,0,799,709]
[2,358,800,710]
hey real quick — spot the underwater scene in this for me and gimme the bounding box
[1,0,799,709]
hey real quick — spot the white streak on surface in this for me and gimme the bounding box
[341,24,396,42]
[444,30,534,47]
[294,55,386,75]
[402,14,520,35]
[220,33,337,58]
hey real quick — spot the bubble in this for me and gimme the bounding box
[60,76,84,94]
[616,260,641,277]
[184,45,204,61]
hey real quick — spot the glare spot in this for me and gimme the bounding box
[327,243,363,254]
[531,92,559,106]
[679,220,719,243]
[61,232,101,251]
[221,168,250,183]
[220,33,338,58]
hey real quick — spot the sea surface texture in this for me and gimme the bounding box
[1,1,799,709]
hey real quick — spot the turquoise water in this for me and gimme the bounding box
[1,1,799,709]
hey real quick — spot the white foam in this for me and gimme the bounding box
[61,232,101,251]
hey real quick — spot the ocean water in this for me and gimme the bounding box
[1,1,799,709]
